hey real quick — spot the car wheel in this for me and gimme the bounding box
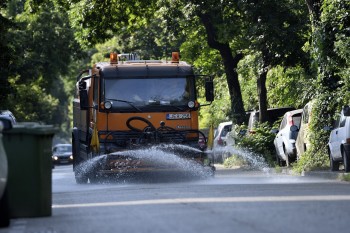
[342,149,350,172]
[274,148,281,166]
[275,151,286,167]
[282,145,290,167]
[0,186,10,228]
[330,152,340,171]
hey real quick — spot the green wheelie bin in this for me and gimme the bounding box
[3,122,56,218]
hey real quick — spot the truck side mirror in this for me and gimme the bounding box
[79,90,89,110]
[205,80,214,102]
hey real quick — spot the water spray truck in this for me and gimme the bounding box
[72,52,215,183]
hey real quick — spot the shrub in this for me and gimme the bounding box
[230,122,276,167]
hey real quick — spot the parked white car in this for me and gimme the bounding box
[328,106,350,172]
[0,116,13,227]
[273,109,302,166]
[247,107,295,134]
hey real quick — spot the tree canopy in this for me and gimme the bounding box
[1,0,349,169]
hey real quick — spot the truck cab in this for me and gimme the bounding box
[72,53,214,183]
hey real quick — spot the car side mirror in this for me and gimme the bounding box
[79,90,89,110]
[271,129,279,134]
[205,80,214,102]
[290,125,299,132]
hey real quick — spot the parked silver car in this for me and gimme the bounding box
[328,106,350,172]
[0,116,13,227]
[296,101,314,159]
[212,121,233,163]
[273,109,303,166]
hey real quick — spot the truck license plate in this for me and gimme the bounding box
[166,113,191,120]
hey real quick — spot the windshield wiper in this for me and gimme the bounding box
[106,98,142,112]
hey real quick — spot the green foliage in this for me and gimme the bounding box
[267,66,315,108]
[294,95,336,173]
[296,0,350,171]
[1,0,349,171]
[7,76,60,123]
[68,0,156,47]
[0,0,16,108]
[1,0,83,135]
[341,173,350,182]
[234,123,276,166]
[237,54,260,110]
[241,0,309,68]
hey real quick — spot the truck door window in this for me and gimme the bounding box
[93,76,98,106]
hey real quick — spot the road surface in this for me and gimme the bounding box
[1,164,350,233]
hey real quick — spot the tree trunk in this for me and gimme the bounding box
[304,0,322,22]
[199,13,246,125]
[257,48,270,123]
[257,67,268,123]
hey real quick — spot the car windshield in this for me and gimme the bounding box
[55,145,72,153]
[103,77,193,108]
[221,125,232,137]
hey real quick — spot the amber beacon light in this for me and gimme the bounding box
[171,52,180,63]
[110,52,118,64]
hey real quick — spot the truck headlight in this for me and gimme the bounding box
[188,101,195,108]
[105,101,113,109]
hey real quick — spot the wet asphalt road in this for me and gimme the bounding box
[1,165,350,233]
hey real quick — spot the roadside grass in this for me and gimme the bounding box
[223,154,247,168]
[274,166,282,173]
[340,173,350,182]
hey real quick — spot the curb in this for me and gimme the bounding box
[215,164,349,181]
[302,170,349,181]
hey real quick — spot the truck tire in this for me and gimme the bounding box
[342,149,350,172]
[330,152,340,171]
[75,175,88,184]
[72,134,89,184]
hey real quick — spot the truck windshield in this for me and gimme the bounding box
[103,77,193,109]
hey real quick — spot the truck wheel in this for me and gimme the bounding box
[75,174,88,184]
[88,171,100,184]
[342,150,350,172]
[0,186,10,228]
[330,152,340,171]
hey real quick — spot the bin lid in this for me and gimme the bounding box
[4,122,58,135]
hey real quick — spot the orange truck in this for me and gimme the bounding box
[72,52,214,183]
